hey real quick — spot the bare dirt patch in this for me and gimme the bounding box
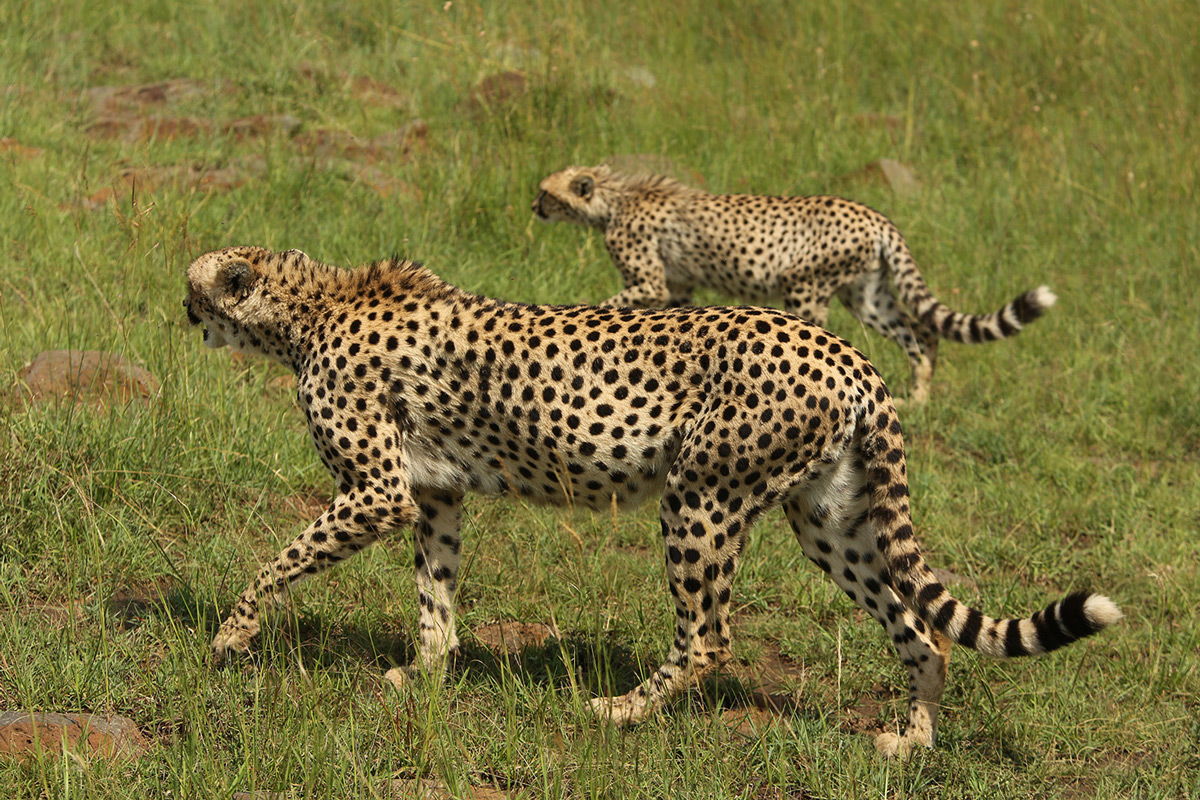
[106,577,179,631]
[82,79,222,114]
[85,113,301,144]
[472,621,557,654]
[73,77,426,207]
[15,350,159,407]
[0,137,42,158]
[76,155,268,210]
[458,71,527,116]
[293,119,428,163]
[293,64,409,108]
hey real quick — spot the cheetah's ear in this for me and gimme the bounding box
[219,259,254,303]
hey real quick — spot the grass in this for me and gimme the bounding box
[1,0,1198,796]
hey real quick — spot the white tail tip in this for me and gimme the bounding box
[1084,594,1123,627]
[1033,285,1058,309]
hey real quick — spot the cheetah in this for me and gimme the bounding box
[532,165,1057,404]
[184,245,1118,756]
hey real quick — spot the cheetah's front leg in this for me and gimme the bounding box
[212,487,418,662]
[601,233,672,308]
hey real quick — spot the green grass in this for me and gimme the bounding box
[1,0,1198,797]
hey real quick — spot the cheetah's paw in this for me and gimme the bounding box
[587,693,656,727]
[873,731,931,759]
[211,620,257,664]
[383,666,418,692]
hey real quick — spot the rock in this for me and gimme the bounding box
[17,350,159,405]
[601,154,704,186]
[845,158,921,198]
[0,712,148,760]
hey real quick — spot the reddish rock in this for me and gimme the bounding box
[0,712,148,759]
[17,350,159,405]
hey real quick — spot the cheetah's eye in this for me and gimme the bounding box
[574,176,594,198]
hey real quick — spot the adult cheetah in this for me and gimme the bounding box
[184,245,1118,756]
[533,165,1057,404]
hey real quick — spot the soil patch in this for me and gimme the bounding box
[458,71,526,116]
[472,621,557,654]
[16,350,159,407]
[0,137,42,158]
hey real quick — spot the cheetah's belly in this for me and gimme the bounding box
[403,426,680,511]
[664,234,793,303]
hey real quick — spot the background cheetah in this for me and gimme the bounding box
[185,245,1118,756]
[533,165,1057,404]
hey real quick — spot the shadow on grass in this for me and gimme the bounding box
[117,588,836,730]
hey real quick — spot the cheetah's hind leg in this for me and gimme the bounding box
[385,490,465,692]
[835,273,936,407]
[589,440,760,726]
[783,440,951,757]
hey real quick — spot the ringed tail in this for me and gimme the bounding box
[882,231,1057,344]
[858,410,1121,659]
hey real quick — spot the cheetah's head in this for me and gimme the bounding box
[531,165,616,228]
[184,246,307,363]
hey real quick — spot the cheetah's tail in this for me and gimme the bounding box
[918,286,1057,345]
[882,232,1057,344]
[858,409,1121,658]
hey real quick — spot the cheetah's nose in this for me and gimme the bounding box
[532,191,548,218]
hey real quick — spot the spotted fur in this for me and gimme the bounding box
[533,165,1057,404]
[184,246,1118,756]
